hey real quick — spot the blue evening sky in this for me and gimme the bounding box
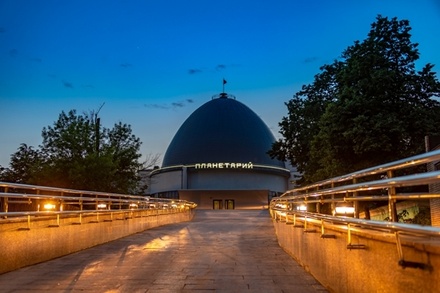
[1,0,439,167]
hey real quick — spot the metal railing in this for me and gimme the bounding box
[273,149,440,218]
[0,181,197,227]
[270,149,440,270]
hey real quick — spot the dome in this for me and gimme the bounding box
[162,93,285,168]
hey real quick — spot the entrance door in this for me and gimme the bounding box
[225,199,235,210]
[213,200,223,210]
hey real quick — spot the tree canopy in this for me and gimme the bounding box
[0,109,153,194]
[269,16,440,184]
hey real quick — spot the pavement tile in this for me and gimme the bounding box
[0,210,327,292]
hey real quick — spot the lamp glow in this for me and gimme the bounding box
[334,206,355,215]
[43,203,56,210]
[297,205,307,211]
[97,203,107,209]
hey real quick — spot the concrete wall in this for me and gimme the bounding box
[0,209,194,275]
[272,215,440,293]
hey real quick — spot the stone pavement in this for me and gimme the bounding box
[0,210,327,293]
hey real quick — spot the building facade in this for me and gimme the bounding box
[149,93,290,209]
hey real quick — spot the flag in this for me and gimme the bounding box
[223,79,227,85]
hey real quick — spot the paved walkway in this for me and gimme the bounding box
[0,210,327,292]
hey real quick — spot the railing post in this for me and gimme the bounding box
[315,187,321,213]
[387,170,398,222]
[2,187,8,218]
[353,178,359,219]
[331,182,335,215]
[60,192,64,212]
[36,189,40,211]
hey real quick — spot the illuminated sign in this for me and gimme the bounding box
[194,162,254,169]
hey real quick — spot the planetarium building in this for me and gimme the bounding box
[149,93,290,209]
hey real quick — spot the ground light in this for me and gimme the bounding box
[97,203,107,209]
[43,203,56,210]
[297,204,307,211]
[334,202,355,216]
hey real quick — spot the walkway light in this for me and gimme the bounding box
[297,204,307,211]
[334,202,355,216]
[43,203,56,210]
[275,202,287,209]
[97,203,107,209]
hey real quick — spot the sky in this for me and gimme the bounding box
[1,0,440,168]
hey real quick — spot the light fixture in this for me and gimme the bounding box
[297,204,307,211]
[43,203,56,210]
[97,203,107,209]
[275,202,287,209]
[334,202,355,215]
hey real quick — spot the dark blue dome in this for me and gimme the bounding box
[162,94,285,168]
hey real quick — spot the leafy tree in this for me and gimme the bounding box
[100,121,143,193]
[270,16,440,184]
[2,109,150,194]
[0,143,43,184]
[270,62,342,183]
[0,165,5,179]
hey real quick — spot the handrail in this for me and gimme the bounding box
[285,149,440,194]
[274,149,440,213]
[270,149,440,232]
[271,150,440,271]
[269,149,440,270]
[0,181,150,200]
[283,171,440,199]
[0,181,197,220]
[270,206,440,270]
[271,207,440,237]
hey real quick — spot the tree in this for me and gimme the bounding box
[270,16,440,184]
[0,143,43,184]
[269,62,342,183]
[3,109,150,194]
[100,121,143,193]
